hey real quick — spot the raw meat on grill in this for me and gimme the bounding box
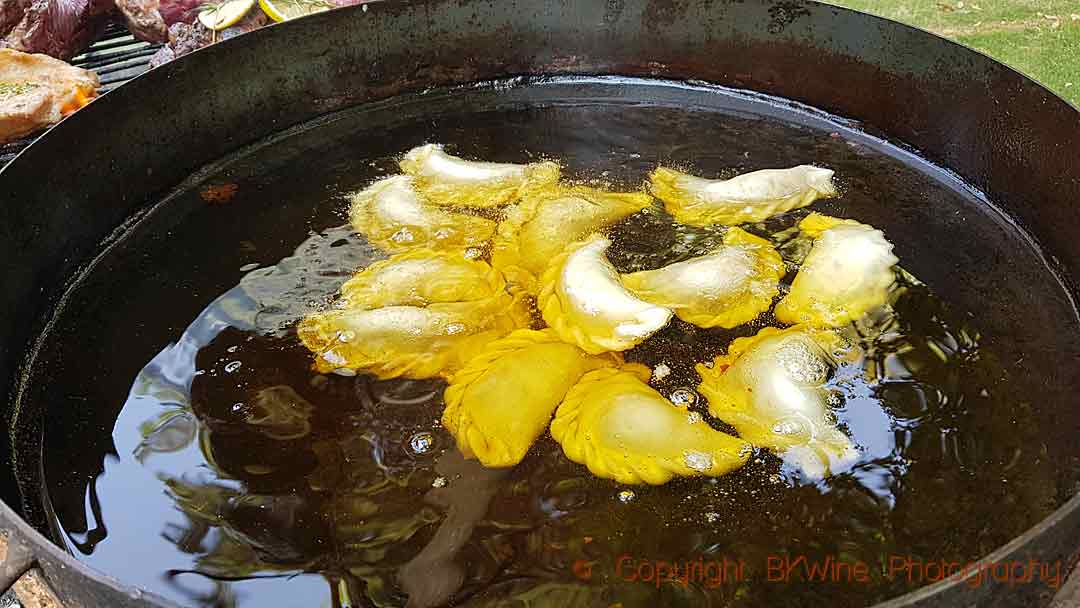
[0,0,114,60]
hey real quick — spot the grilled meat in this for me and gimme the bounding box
[146,20,204,66]
[0,0,368,69]
[115,0,203,43]
[114,0,166,42]
[0,48,98,142]
[147,0,372,67]
[149,7,268,68]
[158,0,202,25]
[0,0,26,37]
[1,0,114,59]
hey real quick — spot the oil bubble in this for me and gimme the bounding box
[321,350,346,366]
[670,388,697,406]
[409,432,435,455]
[391,227,415,243]
[684,450,712,472]
[652,363,672,381]
[772,419,804,436]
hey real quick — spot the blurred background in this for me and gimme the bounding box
[830,0,1079,106]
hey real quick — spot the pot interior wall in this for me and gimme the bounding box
[11,77,1080,608]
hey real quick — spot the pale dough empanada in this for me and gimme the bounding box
[622,227,784,328]
[650,165,836,226]
[696,326,858,478]
[298,254,529,379]
[349,175,496,254]
[492,185,652,292]
[537,234,673,354]
[298,300,524,380]
[399,144,560,208]
[774,213,898,327]
[338,249,505,310]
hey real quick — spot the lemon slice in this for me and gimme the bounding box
[198,0,256,30]
[259,0,333,22]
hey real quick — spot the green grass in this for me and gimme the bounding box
[826,0,1080,106]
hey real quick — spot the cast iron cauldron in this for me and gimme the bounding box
[0,1,1078,606]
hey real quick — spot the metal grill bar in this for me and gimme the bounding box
[80,35,143,53]
[77,46,158,70]
[98,21,131,38]
[93,52,160,75]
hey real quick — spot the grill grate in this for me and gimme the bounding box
[71,21,161,91]
[0,21,160,165]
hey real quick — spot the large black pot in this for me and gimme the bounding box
[1,1,1078,606]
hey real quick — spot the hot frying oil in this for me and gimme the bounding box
[35,79,1077,608]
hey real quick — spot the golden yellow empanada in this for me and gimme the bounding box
[442,329,619,467]
[551,365,751,484]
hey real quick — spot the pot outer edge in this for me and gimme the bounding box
[0,1,1078,606]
